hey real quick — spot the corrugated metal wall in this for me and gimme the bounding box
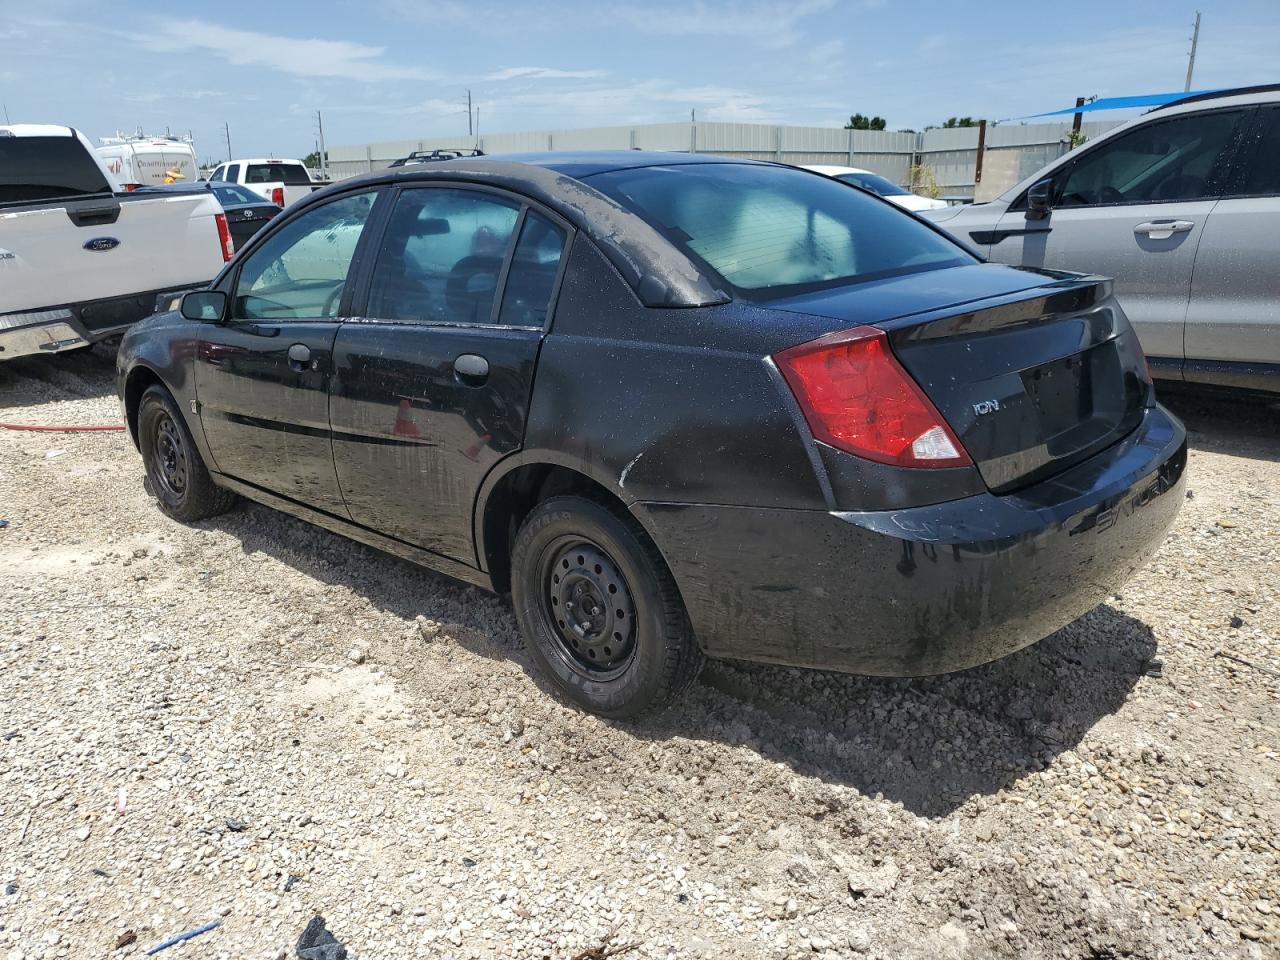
[326,119,1124,197]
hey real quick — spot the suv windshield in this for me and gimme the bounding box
[0,135,113,205]
[245,163,311,185]
[589,163,971,297]
[835,171,911,197]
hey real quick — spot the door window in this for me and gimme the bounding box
[367,188,520,324]
[226,163,242,183]
[1234,107,1280,197]
[1056,110,1240,207]
[234,190,378,320]
[497,211,567,327]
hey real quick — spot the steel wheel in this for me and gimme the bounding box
[150,411,189,500]
[539,536,638,681]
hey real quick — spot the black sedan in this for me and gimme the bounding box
[143,181,281,251]
[116,153,1186,716]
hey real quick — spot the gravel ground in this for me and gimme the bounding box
[1,348,1277,960]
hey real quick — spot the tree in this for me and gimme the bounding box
[303,150,322,168]
[844,113,887,131]
[941,117,979,128]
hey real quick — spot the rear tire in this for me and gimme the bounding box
[511,495,703,718]
[137,385,237,523]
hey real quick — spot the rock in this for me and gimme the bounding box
[846,858,899,898]
[74,826,91,841]
[347,647,367,665]
[845,929,871,953]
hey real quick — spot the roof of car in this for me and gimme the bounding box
[461,150,762,179]
[1154,82,1280,112]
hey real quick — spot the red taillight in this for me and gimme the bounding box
[774,325,971,468]
[214,213,234,262]
[271,187,285,207]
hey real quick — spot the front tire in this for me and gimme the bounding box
[511,495,703,717]
[137,385,237,523]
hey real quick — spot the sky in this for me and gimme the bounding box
[2,0,1278,164]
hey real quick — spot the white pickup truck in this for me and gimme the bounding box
[206,158,324,208]
[0,125,232,361]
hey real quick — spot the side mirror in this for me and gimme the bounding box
[180,290,228,322]
[1025,178,1055,220]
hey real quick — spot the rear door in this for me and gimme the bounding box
[985,107,1247,367]
[195,188,382,514]
[330,184,570,563]
[1183,104,1280,380]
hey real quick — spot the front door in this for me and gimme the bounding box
[195,189,380,515]
[330,185,570,564]
[986,107,1247,365]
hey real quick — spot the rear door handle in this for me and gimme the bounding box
[287,343,311,371]
[1134,220,1194,239]
[454,353,489,385]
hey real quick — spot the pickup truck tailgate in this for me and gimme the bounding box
[0,192,226,319]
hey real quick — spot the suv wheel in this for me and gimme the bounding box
[138,385,237,523]
[511,495,703,717]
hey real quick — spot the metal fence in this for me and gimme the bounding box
[327,118,1124,199]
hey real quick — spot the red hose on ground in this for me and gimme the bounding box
[0,422,126,432]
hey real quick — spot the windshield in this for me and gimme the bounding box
[212,183,264,205]
[589,163,971,297]
[835,171,911,197]
[245,163,311,185]
[0,135,113,205]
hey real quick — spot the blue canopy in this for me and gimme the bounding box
[1006,89,1224,122]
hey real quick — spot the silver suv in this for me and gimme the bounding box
[925,85,1280,395]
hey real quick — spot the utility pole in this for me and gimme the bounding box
[1184,11,1201,92]
[474,107,480,143]
[314,110,328,179]
[223,122,232,161]
[2,103,9,124]
[467,89,473,136]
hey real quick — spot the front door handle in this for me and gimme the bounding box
[454,353,489,386]
[287,343,311,371]
[1134,219,1194,240]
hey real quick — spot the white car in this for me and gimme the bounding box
[804,165,947,212]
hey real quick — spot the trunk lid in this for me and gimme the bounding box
[773,263,1152,493]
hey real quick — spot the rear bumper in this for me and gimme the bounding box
[0,285,205,361]
[637,404,1187,676]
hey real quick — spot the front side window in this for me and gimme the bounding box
[208,166,225,182]
[234,190,378,320]
[1056,110,1240,207]
[367,188,520,324]
[590,162,970,297]
[226,164,242,183]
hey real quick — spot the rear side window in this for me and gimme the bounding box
[0,135,112,204]
[1056,110,1240,207]
[246,162,310,185]
[590,163,970,297]
[212,183,261,205]
[367,188,520,324]
[1234,106,1280,197]
[836,171,910,198]
[498,211,567,327]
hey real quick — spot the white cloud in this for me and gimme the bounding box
[135,19,433,81]
[610,0,835,48]
[484,67,607,81]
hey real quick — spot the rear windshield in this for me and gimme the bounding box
[835,171,910,197]
[211,183,264,205]
[0,135,113,205]
[245,162,311,185]
[589,163,971,297]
